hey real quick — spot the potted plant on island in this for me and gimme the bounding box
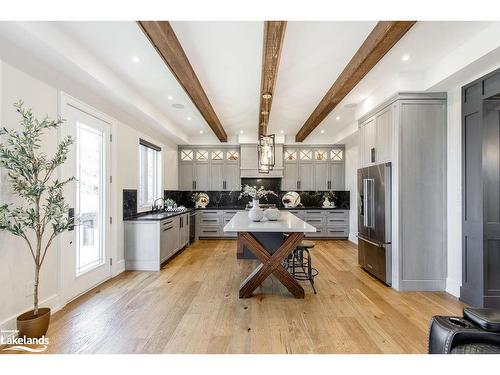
[239,185,278,221]
[0,101,74,338]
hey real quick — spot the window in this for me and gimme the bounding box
[138,139,162,211]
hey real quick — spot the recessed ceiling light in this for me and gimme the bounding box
[402,54,410,62]
[187,116,192,121]
[199,130,204,134]
[132,56,140,63]
[167,95,173,100]
[335,116,341,121]
[320,130,325,134]
[239,130,244,134]
[172,103,184,109]
[359,95,367,101]
[280,130,284,134]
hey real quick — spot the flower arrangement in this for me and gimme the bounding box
[239,185,278,201]
[191,192,202,203]
[164,198,175,207]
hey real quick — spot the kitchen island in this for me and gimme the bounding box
[223,211,316,298]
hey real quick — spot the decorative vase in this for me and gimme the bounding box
[248,199,264,221]
[322,197,331,208]
[264,208,281,221]
[17,308,51,338]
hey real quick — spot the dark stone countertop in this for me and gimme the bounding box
[124,205,350,221]
[124,208,195,221]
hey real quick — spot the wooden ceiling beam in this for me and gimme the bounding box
[295,21,416,142]
[259,21,287,137]
[138,21,228,142]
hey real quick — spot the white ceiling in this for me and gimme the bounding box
[0,21,497,145]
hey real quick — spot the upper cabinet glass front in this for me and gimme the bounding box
[211,150,223,160]
[300,149,312,161]
[314,150,328,161]
[331,149,344,161]
[284,150,297,161]
[180,149,193,161]
[227,150,239,161]
[196,150,208,161]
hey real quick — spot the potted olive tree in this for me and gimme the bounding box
[0,101,74,338]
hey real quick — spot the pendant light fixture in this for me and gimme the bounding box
[258,92,275,173]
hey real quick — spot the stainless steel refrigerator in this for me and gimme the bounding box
[357,162,392,285]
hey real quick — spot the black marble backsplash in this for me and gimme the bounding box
[163,190,349,210]
[123,189,138,218]
[123,187,350,219]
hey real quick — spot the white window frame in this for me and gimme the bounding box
[138,141,162,212]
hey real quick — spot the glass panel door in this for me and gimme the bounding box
[76,123,105,275]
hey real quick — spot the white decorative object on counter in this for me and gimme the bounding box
[194,193,209,208]
[248,199,264,221]
[322,197,332,208]
[264,208,281,221]
[282,191,300,208]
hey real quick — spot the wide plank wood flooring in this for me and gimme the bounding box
[42,239,463,354]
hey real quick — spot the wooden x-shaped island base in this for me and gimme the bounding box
[223,212,317,298]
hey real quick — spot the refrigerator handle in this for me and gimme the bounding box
[364,178,375,228]
[363,179,369,227]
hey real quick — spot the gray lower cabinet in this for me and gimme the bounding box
[197,210,243,238]
[125,214,190,271]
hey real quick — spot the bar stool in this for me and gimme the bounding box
[284,239,319,294]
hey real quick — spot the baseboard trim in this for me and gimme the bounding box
[125,260,159,271]
[112,259,125,277]
[0,294,63,339]
[348,233,358,244]
[398,279,446,291]
[445,277,461,298]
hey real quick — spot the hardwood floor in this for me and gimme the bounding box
[41,239,463,354]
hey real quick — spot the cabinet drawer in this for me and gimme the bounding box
[199,217,221,226]
[304,210,326,216]
[326,210,348,218]
[305,227,325,237]
[198,227,221,237]
[305,217,325,226]
[325,228,349,238]
[200,210,222,217]
[327,217,348,227]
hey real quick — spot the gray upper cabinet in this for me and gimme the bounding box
[313,163,329,190]
[298,162,314,190]
[358,101,393,167]
[179,162,194,190]
[282,146,346,191]
[210,162,224,190]
[283,162,298,191]
[194,162,209,191]
[330,162,345,190]
[178,147,240,191]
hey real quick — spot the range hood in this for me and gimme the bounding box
[239,143,284,178]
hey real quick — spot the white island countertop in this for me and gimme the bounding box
[223,211,317,233]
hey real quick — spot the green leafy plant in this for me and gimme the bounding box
[0,101,74,315]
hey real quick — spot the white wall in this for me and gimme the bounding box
[341,129,358,244]
[0,59,178,332]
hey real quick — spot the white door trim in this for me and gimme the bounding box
[57,92,119,306]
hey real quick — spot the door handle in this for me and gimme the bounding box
[68,208,75,231]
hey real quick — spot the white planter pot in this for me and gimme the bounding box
[248,199,264,221]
